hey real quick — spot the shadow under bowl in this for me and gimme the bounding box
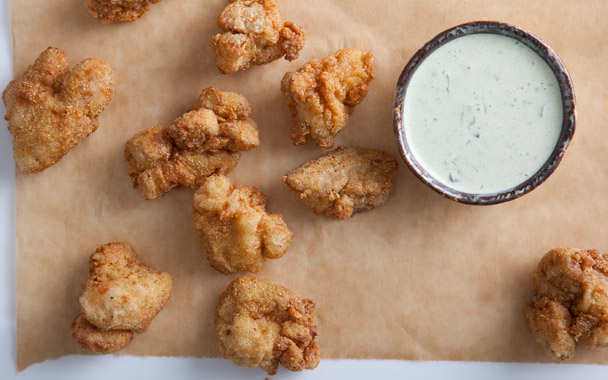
[393,21,576,205]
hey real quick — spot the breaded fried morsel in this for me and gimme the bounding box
[85,0,161,24]
[2,47,115,173]
[125,87,260,200]
[210,0,305,74]
[216,276,320,375]
[281,48,374,148]
[71,243,173,353]
[283,146,397,220]
[193,174,293,274]
[78,243,173,332]
[525,248,608,360]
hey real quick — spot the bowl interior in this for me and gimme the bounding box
[393,21,576,205]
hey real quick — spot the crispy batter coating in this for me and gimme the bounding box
[525,248,608,360]
[281,48,374,148]
[125,87,259,200]
[190,87,252,121]
[85,0,161,24]
[78,243,173,334]
[216,276,320,375]
[283,146,397,220]
[193,174,293,274]
[70,314,133,354]
[210,0,306,74]
[2,47,115,173]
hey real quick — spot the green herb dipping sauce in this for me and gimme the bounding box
[403,33,563,194]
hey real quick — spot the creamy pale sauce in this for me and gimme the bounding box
[403,33,563,194]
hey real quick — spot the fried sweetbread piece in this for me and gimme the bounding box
[281,48,374,148]
[70,314,133,354]
[78,243,173,334]
[210,0,305,74]
[524,248,608,360]
[85,0,161,24]
[193,174,292,274]
[125,87,259,200]
[2,47,115,173]
[216,276,320,375]
[283,146,397,220]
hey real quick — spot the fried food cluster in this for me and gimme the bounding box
[193,174,292,274]
[71,242,173,354]
[216,276,320,375]
[2,47,115,173]
[210,0,306,74]
[125,87,260,200]
[281,48,374,148]
[525,248,608,360]
[85,0,161,24]
[283,146,397,220]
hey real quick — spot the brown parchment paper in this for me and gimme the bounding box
[12,0,608,371]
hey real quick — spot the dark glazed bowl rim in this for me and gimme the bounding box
[393,21,576,205]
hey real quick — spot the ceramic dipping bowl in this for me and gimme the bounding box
[393,21,575,205]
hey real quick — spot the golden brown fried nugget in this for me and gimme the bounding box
[70,314,133,354]
[283,146,397,220]
[216,277,320,375]
[2,47,114,173]
[125,87,260,200]
[210,0,305,74]
[193,174,292,274]
[85,0,161,23]
[281,48,374,148]
[78,243,173,334]
[71,243,172,354]
[525,248,608,360]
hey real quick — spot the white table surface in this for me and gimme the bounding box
[2,1,608,379]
